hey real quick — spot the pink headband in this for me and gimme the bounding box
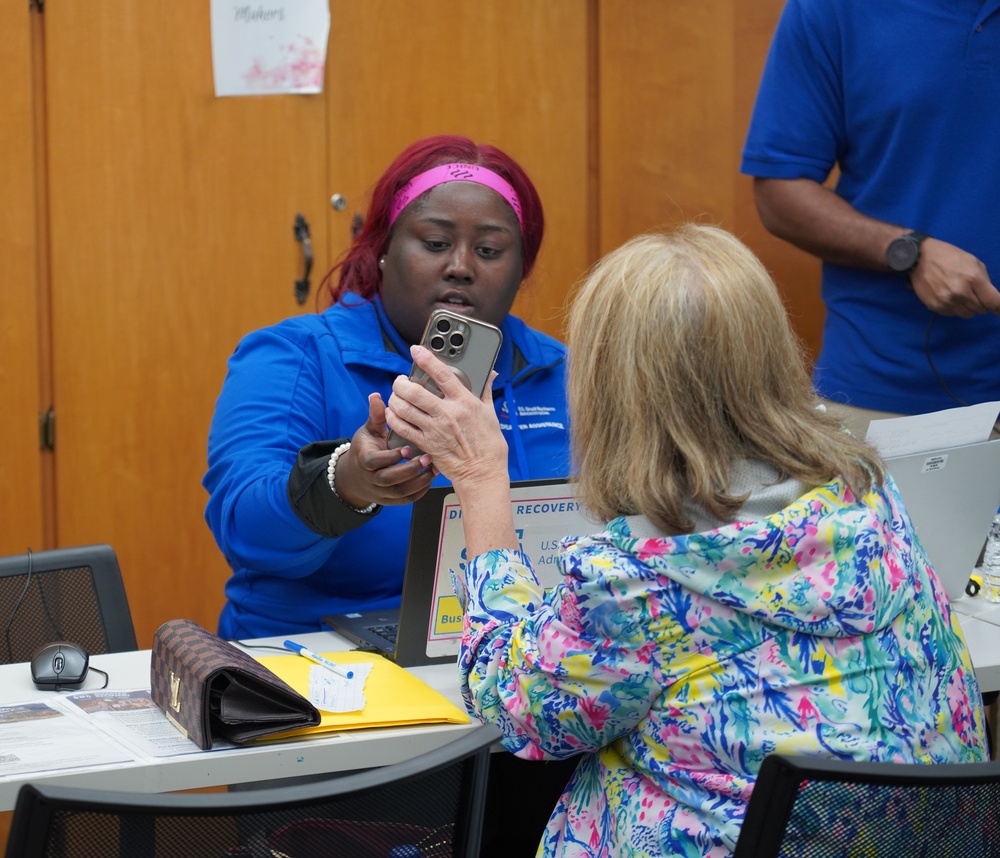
[388,163,523,230]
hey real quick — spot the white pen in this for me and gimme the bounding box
[282,640,355,679]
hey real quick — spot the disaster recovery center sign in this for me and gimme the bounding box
[424,483,601,659]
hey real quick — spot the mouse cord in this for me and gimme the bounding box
[88,666,110,689]
[35,574,65,642]
[53,666,109,693]
[924,315,970,407]
[4,548,34,663]
[232,640,292,654]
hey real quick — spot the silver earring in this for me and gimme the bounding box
[379,257,386,266]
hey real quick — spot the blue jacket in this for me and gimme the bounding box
[204,297,569,639]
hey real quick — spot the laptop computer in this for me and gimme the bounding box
[324,478,600,667]
[885,439,1000,602]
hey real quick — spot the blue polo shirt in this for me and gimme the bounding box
[742,0,1000,414]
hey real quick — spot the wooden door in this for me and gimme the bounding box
[42,1,328,645]
[324,0,593,342]
[598,0,824,361]
[0,3,46,557]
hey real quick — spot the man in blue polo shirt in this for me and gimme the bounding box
[741,0,1000,439]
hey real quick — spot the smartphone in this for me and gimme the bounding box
[388,309,503,456]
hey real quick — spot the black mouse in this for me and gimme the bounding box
[30,641,90,690]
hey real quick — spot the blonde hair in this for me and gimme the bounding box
[567,224,884,533]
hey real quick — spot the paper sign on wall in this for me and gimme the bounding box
[210,1,331,97]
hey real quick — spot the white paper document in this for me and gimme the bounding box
[865,402,1000,458]
[63,690,206,758]
[0,690,211,781]
[210,0,331,97]
[0,700,134,777]
[307,662,373,714]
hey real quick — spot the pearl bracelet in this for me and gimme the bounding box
[326,442,378,514]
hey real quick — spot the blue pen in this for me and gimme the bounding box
[283,640,355,679]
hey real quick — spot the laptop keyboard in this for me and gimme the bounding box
[370,623,398,644]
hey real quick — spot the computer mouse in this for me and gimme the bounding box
[30,641,90,690]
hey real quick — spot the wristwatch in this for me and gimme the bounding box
[886,231,928,274]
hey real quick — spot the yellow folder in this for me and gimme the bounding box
[253,650,469,740]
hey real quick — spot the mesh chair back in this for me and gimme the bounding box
[0,544,136,664]
[733,753,1000,858]
[5,723,500,858]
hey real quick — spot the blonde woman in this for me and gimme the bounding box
[387,224,987,857]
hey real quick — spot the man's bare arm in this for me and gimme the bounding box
[753,177,999,318]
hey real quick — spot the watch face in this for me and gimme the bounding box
[887,236,919,273]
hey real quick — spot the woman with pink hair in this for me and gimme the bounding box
[205,135,569,640]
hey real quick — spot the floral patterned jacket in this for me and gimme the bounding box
[456,477,987,857]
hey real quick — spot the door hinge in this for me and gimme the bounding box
[39,407,55,450]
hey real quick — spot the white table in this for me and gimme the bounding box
[0,631,472,812]
[4,602,1000,814]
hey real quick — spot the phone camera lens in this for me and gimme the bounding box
[429,335,446,351]
[435,318,451,334]
[449,332,464,349]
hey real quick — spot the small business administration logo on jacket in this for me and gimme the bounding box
[498,402,565,432]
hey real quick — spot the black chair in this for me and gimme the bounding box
[4,723,501,858]
[0,544,137,664]
[733,753,1000,857]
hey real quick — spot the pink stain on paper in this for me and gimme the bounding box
[242,36,324,91]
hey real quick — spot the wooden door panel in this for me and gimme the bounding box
[43,1,328,645]
[599,1,737,248]
[0,3,45,556]
[324,0,592,342]
[599,0,823,361]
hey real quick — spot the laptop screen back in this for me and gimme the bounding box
[885,439,1000,600]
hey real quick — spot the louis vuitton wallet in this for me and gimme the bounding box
[150,618,321,750]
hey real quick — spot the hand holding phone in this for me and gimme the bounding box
[387,309,502,457]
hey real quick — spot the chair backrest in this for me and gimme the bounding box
[0,544,137,664]
[733,753,1000,858]
[5,723,501,858]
